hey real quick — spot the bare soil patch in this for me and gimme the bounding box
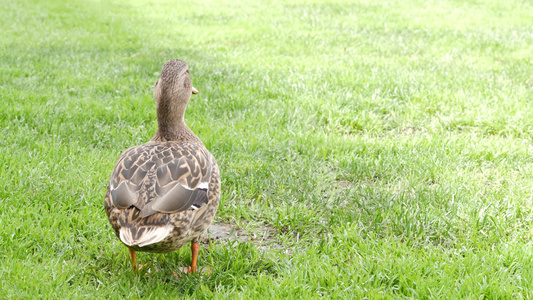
[205,222,290,254]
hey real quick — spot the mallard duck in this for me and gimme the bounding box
[104,59,221,273]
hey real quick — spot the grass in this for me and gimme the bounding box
[1,0,533,298]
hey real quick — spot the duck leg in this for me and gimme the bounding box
[129,249,138,270]
[188,242,200,273]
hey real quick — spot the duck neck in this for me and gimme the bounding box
[152,122,200,142]
[152,107,200,143]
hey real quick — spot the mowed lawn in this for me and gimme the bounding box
[1,0,533,298]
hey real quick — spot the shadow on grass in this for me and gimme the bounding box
[87,241,279,297]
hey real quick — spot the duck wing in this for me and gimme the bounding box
[107,142,212,217]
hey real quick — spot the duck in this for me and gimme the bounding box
[104,59,221,273]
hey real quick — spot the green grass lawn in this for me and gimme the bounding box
[1,0,533,298]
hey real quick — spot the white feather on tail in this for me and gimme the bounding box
[119,224,174,247]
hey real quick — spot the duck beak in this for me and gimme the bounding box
[192,86,199,94]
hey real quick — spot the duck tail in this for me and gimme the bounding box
[119,224,174,247]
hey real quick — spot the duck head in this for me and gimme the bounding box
[153,59,199,135]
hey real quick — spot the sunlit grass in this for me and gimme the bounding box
[1,0,533,298]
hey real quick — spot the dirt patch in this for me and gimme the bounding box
[336,180,352,187]
[204,223,290,255]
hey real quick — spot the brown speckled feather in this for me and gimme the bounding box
[104,142,220,252]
